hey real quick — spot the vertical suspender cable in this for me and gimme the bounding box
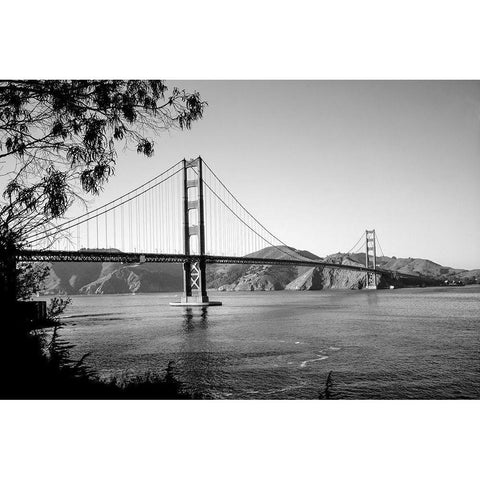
[129,199,132,252]
[86,210,90,249]
[105,208,108,248]
[121,203,124,252]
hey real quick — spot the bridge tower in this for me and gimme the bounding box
[170,157,221,306]
[365,229,377,289]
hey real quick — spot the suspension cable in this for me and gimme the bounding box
[29,167,183,245]
[375,233,385,258]
[347,232,365,254]
[202,177,309,262]
[25,159,184,241]
[202,160,291,249]
[354,240,366,255]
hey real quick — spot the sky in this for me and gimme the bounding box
[89,80,479,269]
[6,81,480,269]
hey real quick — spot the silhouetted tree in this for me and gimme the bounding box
[0,80,206,238]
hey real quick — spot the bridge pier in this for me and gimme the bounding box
[170,157,222,307]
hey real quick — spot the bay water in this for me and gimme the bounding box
[57,286,480,399]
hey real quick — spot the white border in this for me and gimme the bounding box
[1,0,479,478]
[0,400,478,479]
[1,1,480,79]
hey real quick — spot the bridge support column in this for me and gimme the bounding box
[170,157,221,307]
[365,229,377,289]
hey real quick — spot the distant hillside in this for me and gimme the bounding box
[213,249,479,291]
[380,257,465,278]
[245,245,321,261]
[456,269,480,282]
[38,247,479,295]
[79,263,183,294]
[212,246,318,291]
[41,257,183,295]
[211,248,396,291]
[326,252,475,282]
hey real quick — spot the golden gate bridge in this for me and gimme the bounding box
[16,156,414,306]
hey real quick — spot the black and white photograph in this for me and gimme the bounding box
[1,2,478,479]
[2,79,478,400]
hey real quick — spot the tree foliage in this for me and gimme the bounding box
[15,262,50,300]
[0,80,206,237]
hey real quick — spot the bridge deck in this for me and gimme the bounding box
[15,249,416,278]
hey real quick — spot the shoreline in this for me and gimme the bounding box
[41,283,480,299]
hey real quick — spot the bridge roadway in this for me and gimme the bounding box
[15,249,416,279]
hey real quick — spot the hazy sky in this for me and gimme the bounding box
[11,81,480,269]
[89,81,478,269]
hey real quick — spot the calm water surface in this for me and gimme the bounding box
[57,286,480,399]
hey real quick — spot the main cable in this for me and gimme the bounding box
[202,177,312,262]
[25,159,184,241]
[202,160,292,250]
[29,167,183,245]
[348,232,365,255]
